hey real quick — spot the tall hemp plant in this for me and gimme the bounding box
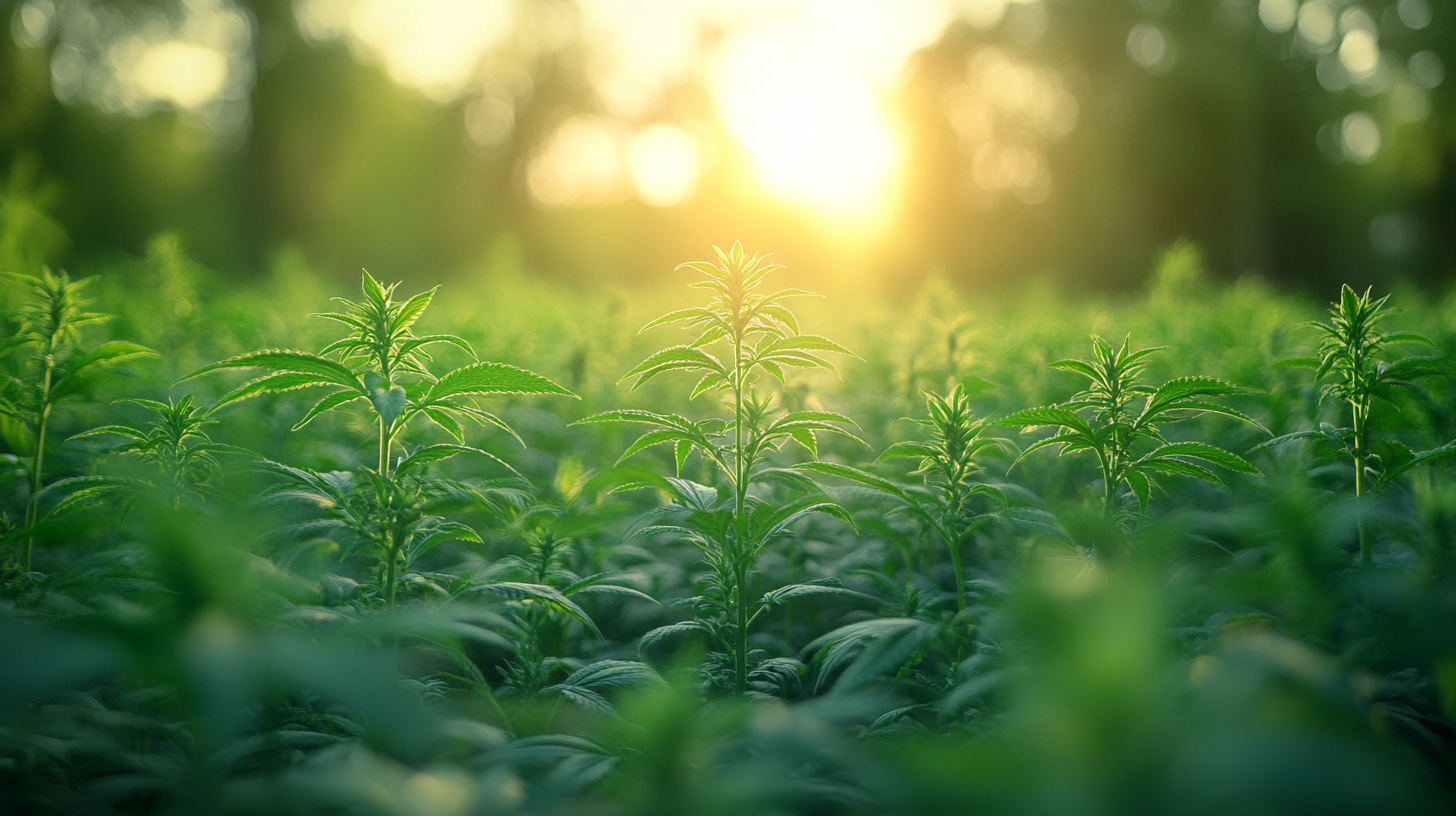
[578,243,858,695]
[0,269,152,569]
[182,271,576,606]
[799,385,1022,612]
[1255,285,1456,565]
[997,335,1261,526]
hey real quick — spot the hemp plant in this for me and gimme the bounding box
[579,242,857,695]
[998,335,1261,524]
[183,271,576,606]
[0,268,152,568]
[1255,285,1456,565]
[799,385,1017,611]
[45,395,245,515]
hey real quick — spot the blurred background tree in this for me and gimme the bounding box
[0,0,1448,293]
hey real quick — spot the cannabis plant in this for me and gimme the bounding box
[487,467,659,704]
[44,395,244,515]
[181,270,575,477]
[799,385,1020,611]
[261,455,524,609]
[997,335,1260,523]
[579,242,857,695]
[1255,285,1456,564]
[184,271,576,606]
[0,268,152,568]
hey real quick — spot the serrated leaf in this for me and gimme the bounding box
[425,362,575,402]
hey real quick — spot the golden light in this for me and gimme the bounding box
[628,124,701,207]
[712,24,899,220]
[133,42,229,110]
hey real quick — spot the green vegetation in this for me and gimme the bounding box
[3,245,1456,816]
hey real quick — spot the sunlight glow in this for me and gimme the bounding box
[628,124,701,207]
[295,0,512,102]
[712,24,898,219]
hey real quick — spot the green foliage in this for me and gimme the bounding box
[182,270,575,474]
[44,395,245,515]
[0,268,152,567]
[581,243,856,695]
[800,385,1024,610]
[1255,284,1456,564]
[2,252,1455,816]
[997,334,1260,525]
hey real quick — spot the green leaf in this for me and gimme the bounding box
[755,498,856,545]
[292,391,366,430]
[178,349,362,389]
[996,406,1092,435]
[795,461,911,503]
[1380,439,1456,484]
[639,307,718,333]
[67,425,147,442]
[620,345,727,389]
[553,660,663,691]
[394,444,521,478]
[425,361,575,402]
[215,371,337,409]
[638,621,710,658]
[877,441,937,461]
[759,578,872,608]
[1047,359,1100,380]
[616,429,687,464]
[61,341,155,381]
[467,582,601,637]
[1140,441,1260,475]
[1124,468,1152,510]
[367,382,408,429]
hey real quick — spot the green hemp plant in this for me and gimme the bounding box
[1256,285,1456,565]
[0,268,152,569]
[579,242,857,695]
[46,395,245,515]
[183,271,576,606]
[998,335,1261,524]
[799,385,1015,611]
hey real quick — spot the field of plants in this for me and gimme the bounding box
[3,238,1455,816]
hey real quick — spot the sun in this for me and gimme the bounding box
[712,24,900,221]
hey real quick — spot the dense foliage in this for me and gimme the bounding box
[2,243,1455,816]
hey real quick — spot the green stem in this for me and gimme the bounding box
[731,328,749,696]
[384,528,401,609]
[23,367,54,572]
[1353,399,1370,566]
[948,533,966,613]
[1097,447,1119,521]
[378,418,391,476]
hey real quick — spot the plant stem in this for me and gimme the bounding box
[23,365,54,572]
[378,418,390,476]
[731,322,749,696]
[1352,397,1371,566]
[384,529,401,609]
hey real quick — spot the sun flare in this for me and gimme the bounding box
[712,25,899,220]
